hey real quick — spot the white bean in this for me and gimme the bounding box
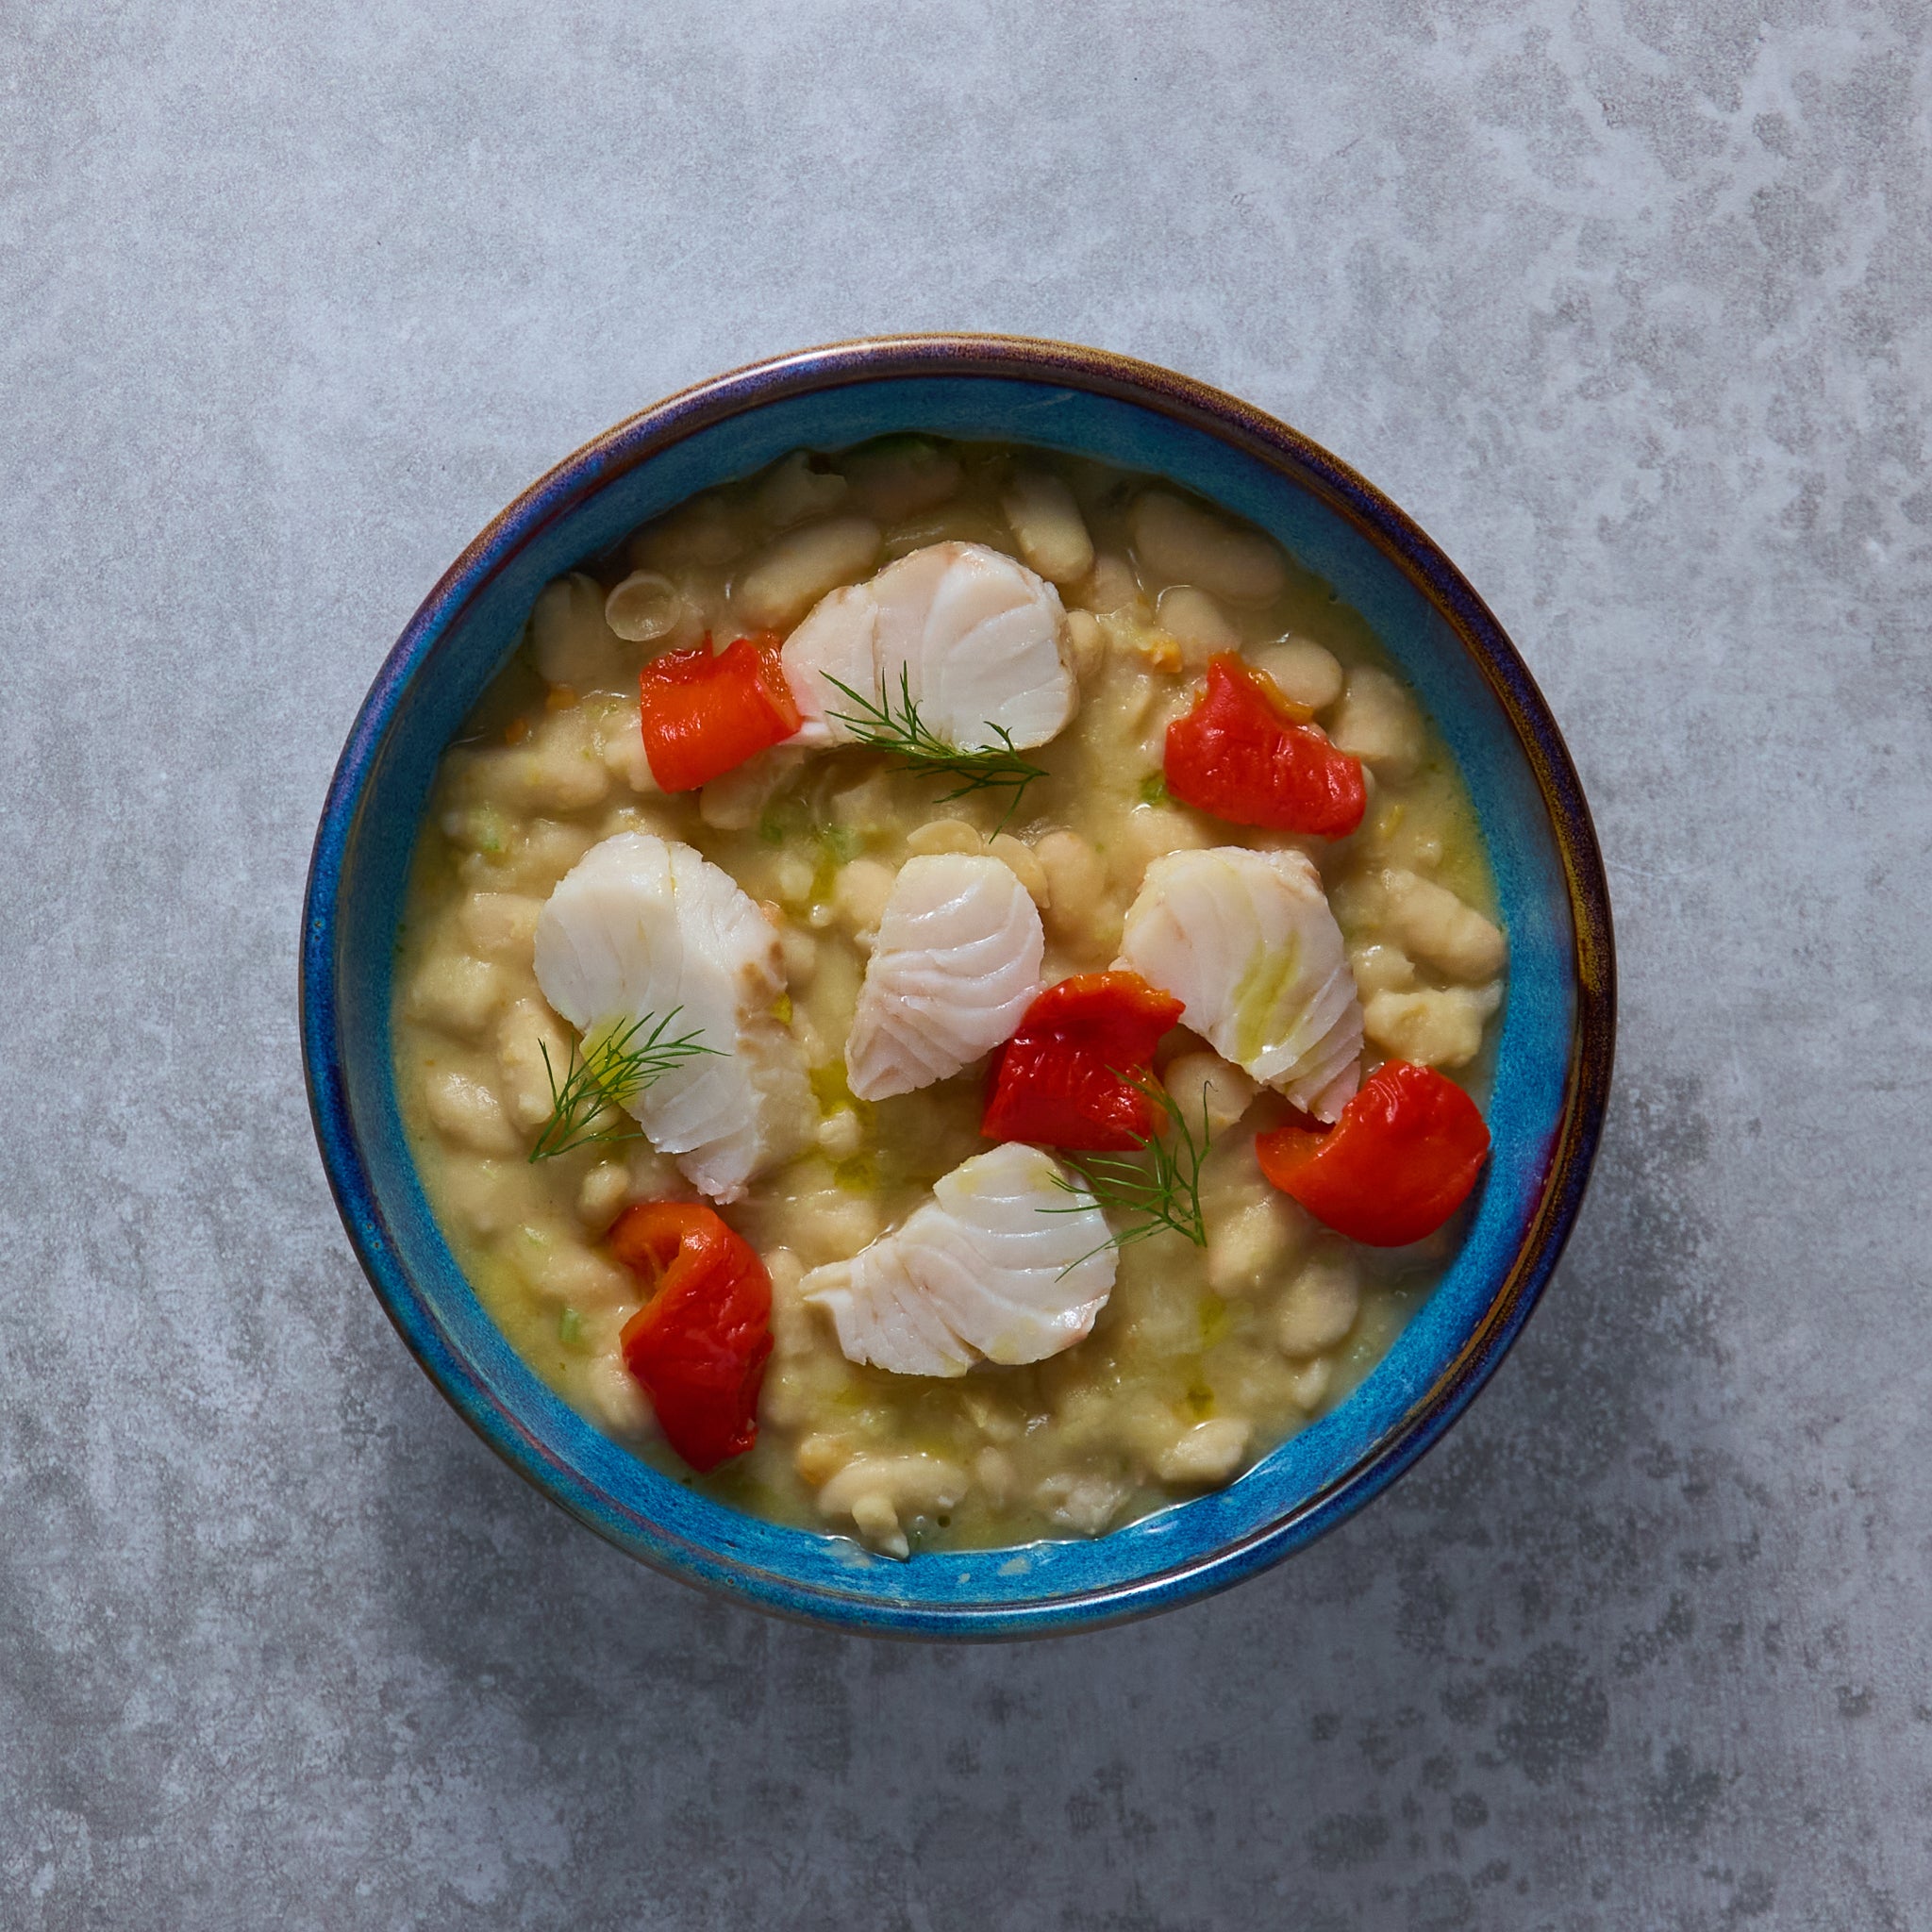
[1376,867,1507,982]
[529,574,626,691]
[495,998,571,1131]
[843,440,962,520]
[762,1351,853,1429]
[502,709,609,813]
[1363,985,1502,1069]
[1111,806,1210,891]
[596,701,658,794]
[505,824,595,891]
[585,1351,656,1440]
[575,1161,632,1232]
[424,1069,520,1156]
[906,817,985,857]
[1128,492,1288,605]
[1346,941,1417,998]
[988,833,1050,908]
[778,923,818,988]
[441,798,514,863]
[815,1108,865,1160]
[526,1241,631,1310]
[1155,586,1241,668]
[1207,1194,1307,1295]
[1034,829,1105,940]
[1074,554,1141,614]
[1329,666,1425,778]
[604,570,683,644]
[1277,1245,1361,1357]
[625,1141,687,1203]
[772,853,815,907]
[406,951,503,1040]
[1035,1471,1128,1536]
[1161,1050,1258,1141]
[1287,1358,1333,1411]
[753,451,850,528]
[734,515,882,629]
[783,1187,882,1265]
[1063,608,1107,683]
[458,891,542,961]
[794,1433,852,1483]
[632,494,744,570]
[1000,470,1094,583]
[764,1247,817,1360]
[973,1446,1017,1506]
[437,1156,518,1238]
[1250,638,1344,711]
[961,1391,1023,1442]
[850,1493,907,1556]
[817,1453,968,1556]
[1156,1418,1251,1485]
[831,858,896,937]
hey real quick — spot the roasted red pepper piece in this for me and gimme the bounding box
[1255,1060,1491,1247]
[637,633,801,792]
[610,1201,773,1472]
[1164,654,1366,838]
[982,971,1186,1151]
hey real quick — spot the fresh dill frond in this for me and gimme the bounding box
[1043,1072,1211,1270]
[823,667,1047,831]
[527,1009,718,1162]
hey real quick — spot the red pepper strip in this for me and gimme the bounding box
[1255,1060,1491,1247]
[611,1202,774,1472]
[1164,654,1366,839]
[982,971,1186,1152]
[637,633,801,792]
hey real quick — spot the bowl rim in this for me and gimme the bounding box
[301,331,1616,1637]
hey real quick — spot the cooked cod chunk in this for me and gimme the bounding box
[844,853,1044,1102]
[781,541,1075,752]
[533,831,811,1201]
[802,1143,1117,1376]
[1116,846,1363,1122]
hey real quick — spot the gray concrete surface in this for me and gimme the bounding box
[4,1,1928,1924]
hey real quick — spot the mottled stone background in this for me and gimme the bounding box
[4,1,1928,1925]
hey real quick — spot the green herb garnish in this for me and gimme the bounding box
[1043,1073,1211,1268]
[528,1009,717,1161]
[823,667,1047,831]
[1138,771,1171,807]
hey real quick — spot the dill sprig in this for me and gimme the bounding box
[527,1009,717,1162]
[1043,1073,1211,1269]
[823,667,1047,831]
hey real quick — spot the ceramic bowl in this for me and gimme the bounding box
[302,334,1615,1637]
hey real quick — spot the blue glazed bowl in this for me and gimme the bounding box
[302,335,1614,1638]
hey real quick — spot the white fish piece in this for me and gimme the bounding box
[781,541,1075,752]
[799,1242,976,1379]
[1116,846,1364,1122]
[845,854,1044,1102]
[533,831,811,1201]
[803,1143,1116,1377]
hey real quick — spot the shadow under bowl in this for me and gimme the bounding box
[301,334,1615,1639]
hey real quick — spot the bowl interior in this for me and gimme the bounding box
[309,367,1590,1635]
